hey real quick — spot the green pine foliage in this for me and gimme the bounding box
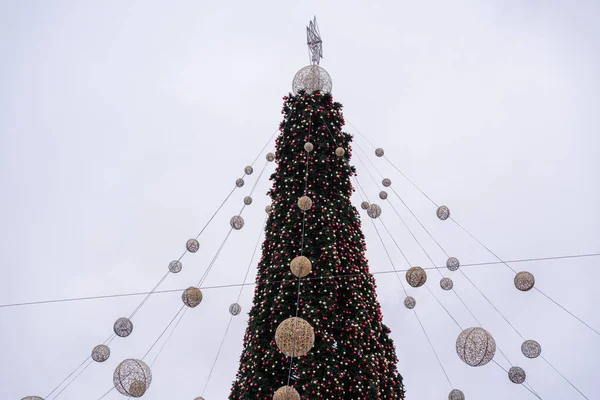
[229,90,405,400]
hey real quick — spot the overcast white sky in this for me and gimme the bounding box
[1,1,599,399]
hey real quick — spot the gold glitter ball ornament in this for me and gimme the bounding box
[367,203,382,219]
[273,385,300,400]
[113,359,152,398]
[382,178,392,187]
[244,166,253,175]
[182,287,203,308]
[404,296,416,309]
[448,389,465,400]
[230,215,245,230]
[456,327,496,367]
[335,147,345,157]
[406,267,427,288]
[375,148,384,157]
[266,152,275,162]
[297,196,313,211]
[521,340,541,358]
[514,271,535,291]
[290,256,312,277]
[508,366,526,384]
[304,142,314,152]
[275,317,315,357]
[437,205,450,220]
[92,344,110,362]
[186,238,199,253]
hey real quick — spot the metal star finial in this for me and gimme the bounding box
[306,16,323,65]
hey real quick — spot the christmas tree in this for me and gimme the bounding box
[229,19,405,400]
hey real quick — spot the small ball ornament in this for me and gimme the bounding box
[113,359,152,398]
[194,398,206,400]
[367,203,382,219]
[235,178,245,188]
[92,344,110,362]
[22,397,44,400]
[290,256,312,277]
[229,303,242,316]
[437,205,450,220]
[375,148,384,157]
[304,142,314,152]
[275,317,315,357]
[265,205,273,214]
[448,389,465,400]
[114,317,133,338]
[404,296,416,309]
[186,238,199,253]
[508,366,526,384]
[244,196,253,205]
[230,215,245,230]
[335,147,345,157]
[440,277,454,291]
[244,166,253,175]
[446,257,460,271]
[266,152,275,162]
[297,196,313,211]
[360,201,370,210]
[382,178,391,187]
[379,190,388,200]
[168,260,182,273]
[514,271,535,291]
[273,385,300,400]
[456,327,496,367]
[406,267,427,288]
[521,340,541,358]
[182,287,203,308]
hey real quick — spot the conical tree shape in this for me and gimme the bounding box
[229,91,405,399]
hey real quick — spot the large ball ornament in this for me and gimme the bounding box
[335,147,345,157]
[244,196,253,205]
[404,296,416,309]
[113,359,152,398]
[194,398,205,400]
[22,397,44,400]
[273,385,300,400]
[235,178,245,188]
[290,256,312,277]
[298,196,313,211]
[437,205,450,220]
[448,389,465,400]
[265,205,273,214]
[244,166,253,175]
[275,317,315,357]
[266,152,275,162]
[304,142,314,152]
[446,257,460,271]
[456,327,496,366]
[292,65,332,94]
[168,260,182,273]
[514,271,535,291]
[508,366,526,384]
[521,340,541,359]
[382,178,391,187]
[230,215,245,230]
[92,344,110,362]
[367,204,382,219]
[186,238,199,253]
[375,148,384,157]
[229,303,242,316]
[440,277,454,291]
[360,201,370,210]
[182,287,203,308]
[379,191,388,200]
[406,267,427,288]
[114,317,133,338]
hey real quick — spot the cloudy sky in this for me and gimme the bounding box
[1,1,599,399]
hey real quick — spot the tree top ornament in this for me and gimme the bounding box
[293,16,332,94]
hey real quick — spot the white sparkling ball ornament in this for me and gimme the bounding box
[437,205,450,220]
[22,397,45,400]
[229,303,242,316]
[446,257,460,271]
[448,389,465,400]
[235,178,245,188]
[382,178,391,187]
[440,277,454,290]
[113,317,133,338]
[360,201,370,210]
[92,344,111,362]
[508,366,526,384]
[266,152,275,162]
[292,65,332,94]
[404,296,416,309]
[367,204,382,219]
[113,359,152,398]
[265,205,273,214]
[514,271,535,291]
[521,340,541,358]
[230,215,245,230]
[244,196,253,205]
[168,260,182,273]
[379,191,388,200]
[375,148,384,157]
[186,238,199,253]
[244,166,253,175]
[304,142,314,152]
[456,327,496,366]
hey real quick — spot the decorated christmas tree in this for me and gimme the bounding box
[229,18,405,400]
